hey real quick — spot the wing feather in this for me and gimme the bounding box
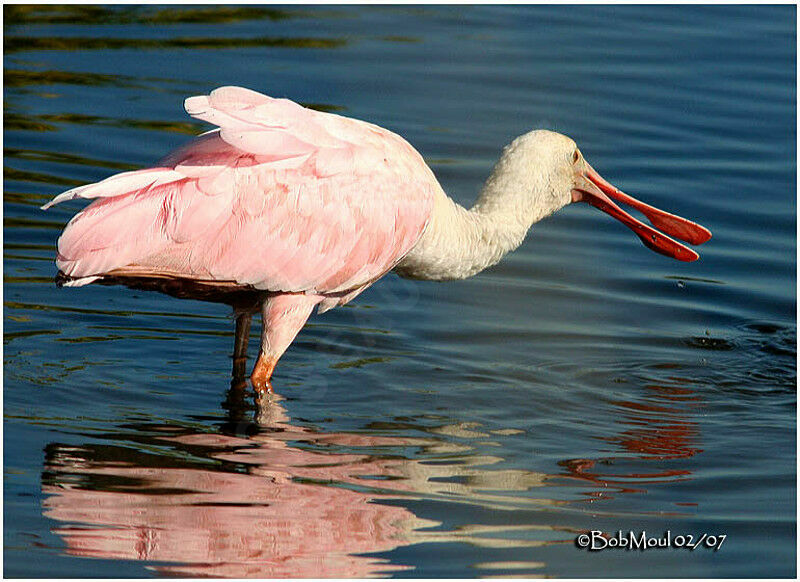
[45,86,435,302]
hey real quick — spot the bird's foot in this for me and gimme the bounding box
[250,354,276,396]
[250,375,274,396]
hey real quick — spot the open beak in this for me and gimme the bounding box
[572,162,711,262]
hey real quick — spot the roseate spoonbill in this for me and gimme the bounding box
[43,86,711,393]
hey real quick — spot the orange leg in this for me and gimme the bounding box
[250,294,320,395]
[250,353,277,394]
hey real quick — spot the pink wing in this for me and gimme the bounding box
[46,87,436,300]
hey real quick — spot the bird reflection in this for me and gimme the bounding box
[41,370,705,575]
[559,371,703,502]
[41,387,558,577]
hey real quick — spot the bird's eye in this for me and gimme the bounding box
[572,150,580,163]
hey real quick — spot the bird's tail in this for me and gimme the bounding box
[42,168,188,282]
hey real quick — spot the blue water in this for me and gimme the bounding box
[4,5,795,578]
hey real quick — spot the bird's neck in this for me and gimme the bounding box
[394,178,542,281]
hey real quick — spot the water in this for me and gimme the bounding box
[4,5,795,578]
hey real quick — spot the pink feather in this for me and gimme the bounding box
[45,86,434,302]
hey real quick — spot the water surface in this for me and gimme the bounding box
[4,5,796,578]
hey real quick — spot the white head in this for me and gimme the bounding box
[479,129,711,262]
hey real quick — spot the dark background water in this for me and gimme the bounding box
[4,5,796,578]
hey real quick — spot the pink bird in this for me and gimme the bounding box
[43,86,711,394]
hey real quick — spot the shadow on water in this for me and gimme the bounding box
[38,372,709,577]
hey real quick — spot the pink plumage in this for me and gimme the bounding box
[46,86,711,395]
[53,86,434,295]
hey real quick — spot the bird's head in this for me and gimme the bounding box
[493,130,711,261]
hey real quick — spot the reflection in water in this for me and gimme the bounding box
[42,377,701,577]
[39,371,708,576]
[604,378,703,460]
[560,370,703,503]
[5,5,299,26]
[5,34,346,55]
[38,367,711,576]
[4,4,344,54]
[42,390,562,577]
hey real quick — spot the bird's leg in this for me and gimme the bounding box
[230,310,252,389]
[251,293,320,395]
[250,355,277,395]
